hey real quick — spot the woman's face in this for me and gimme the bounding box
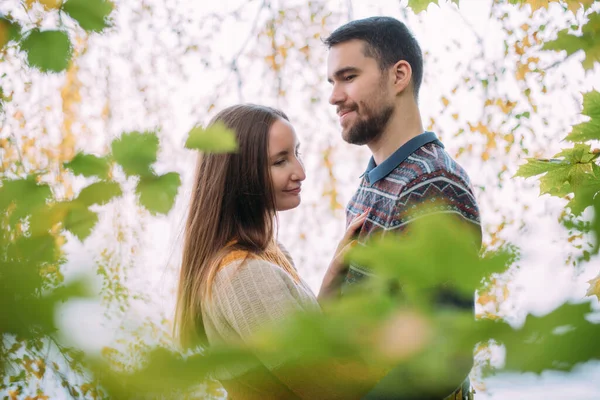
[268,118,305,211]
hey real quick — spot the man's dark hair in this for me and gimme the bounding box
[323,16,423,100]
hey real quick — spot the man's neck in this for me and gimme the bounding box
[367,102,424,165]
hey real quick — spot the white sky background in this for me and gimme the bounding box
[2,0,600,398]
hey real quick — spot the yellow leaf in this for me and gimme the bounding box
[566,0,595,12]
[427,117,436,131]
[452,113,459,120]
[523,0,552,12]
[25,0,62,10]
[586,274,600,301]
[278,45,288,59]
[515,62,530,81]
[515,41,525,56]
[441,96,450,107]
[0,22,7,49]
[477,293,495,305]
[495,99,516,114]
[264,54,279,71]
[299,45,310,58]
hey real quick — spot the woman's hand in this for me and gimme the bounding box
[318,211,368,302]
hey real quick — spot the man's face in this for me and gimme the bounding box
[327,39,395,145]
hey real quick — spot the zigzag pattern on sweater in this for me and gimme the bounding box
[343,141,481,286]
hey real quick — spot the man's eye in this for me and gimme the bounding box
[344,75,356,81]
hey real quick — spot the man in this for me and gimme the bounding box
[324,16,481,400]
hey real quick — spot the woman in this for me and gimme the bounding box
[174,104,370,399]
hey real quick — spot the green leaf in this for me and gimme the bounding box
[61,0,114,32]
[64,153,111,179]
[556,144,593,163]
[581,152,600,164]
[93,346,256,397]
[581,90,600,120]
[29,202,71,236]
[592,193,600,255]
[111,131,159,178]
[0,16,21,49]
[539,166,572,195]
[408,0,459,13]
[136,172,181,215]
[508,0,596,13]
[185,122,238,153]
[0,177,52,223]
[567,175,600,216]
[64,205,99,241]
[543,12,600,71]
[21,29,72,73]
[514,158,570,179]
[347,212,503,301]
[13,233,61,267]
[568,120,600,143]
[542,179,572,197]
[478,302,600,374]
[568,163,593,189]
[76,181,122,207]
[566,91,600,142]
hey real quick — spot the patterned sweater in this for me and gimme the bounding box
[343,131,481,294]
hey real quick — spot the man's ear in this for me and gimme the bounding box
[392,60,412,95]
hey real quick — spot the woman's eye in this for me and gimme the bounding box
[274,159,286,166]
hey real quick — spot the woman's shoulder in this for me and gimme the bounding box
[215,252,288,283]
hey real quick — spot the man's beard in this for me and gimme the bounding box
[343,103,394,146]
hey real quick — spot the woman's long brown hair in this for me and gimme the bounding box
[174,104,297,349]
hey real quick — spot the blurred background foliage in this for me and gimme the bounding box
[1,0,599,398]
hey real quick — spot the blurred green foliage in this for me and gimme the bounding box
[1,0,600,398]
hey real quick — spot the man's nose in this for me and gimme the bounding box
[329,84,345,106]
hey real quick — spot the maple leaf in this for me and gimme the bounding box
[566,90,600,142]
[586,274,600,301]
[408,0,459,13]
[508,0,595,12]
[543,12,600,70]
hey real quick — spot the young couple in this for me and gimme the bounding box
[174,16,481,400]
